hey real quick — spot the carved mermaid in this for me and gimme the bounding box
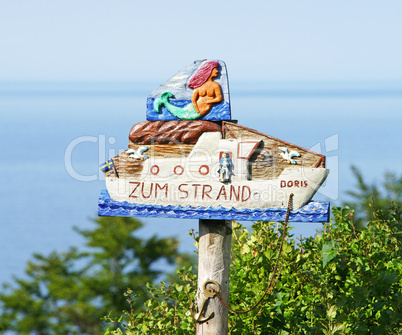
[153,61,223,120]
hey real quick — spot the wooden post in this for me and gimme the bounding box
[196,219,232,335]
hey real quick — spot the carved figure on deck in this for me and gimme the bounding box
[153,61,223,120]
[218,152,233,182]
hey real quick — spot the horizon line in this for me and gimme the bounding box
[1,80,402,99]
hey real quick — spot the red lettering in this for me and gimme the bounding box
[216,185,227,201]
[192,184,201,198]
[141,182,153,198]
[281,180,308,188]
[242,186,251,202]
[156,183,168,198]
[129,181,140,198]
[230,185,240,201]
[178,184,189,199]
[202,185,213,200]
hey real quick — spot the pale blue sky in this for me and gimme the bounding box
[1,0,402,286]
[1,0,402,82]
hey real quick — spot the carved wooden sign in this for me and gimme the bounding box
[99,60,330,222]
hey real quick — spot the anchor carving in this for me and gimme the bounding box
[190,280,220,323]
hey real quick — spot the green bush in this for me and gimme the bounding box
[0,216,192,334]
[105,202,402,334]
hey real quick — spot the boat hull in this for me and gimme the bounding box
[105,167,329,210]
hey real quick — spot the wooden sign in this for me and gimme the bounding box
[99,60,329,222]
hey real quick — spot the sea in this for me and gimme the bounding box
[1,81,401,286]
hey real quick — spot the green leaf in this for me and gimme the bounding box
[322,240,337,269]
[327,305,337,319]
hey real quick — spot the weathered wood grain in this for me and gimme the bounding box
[111,152,144,178]
[196,220,232,335]
[129,120,222,144]
[223,122,325,180]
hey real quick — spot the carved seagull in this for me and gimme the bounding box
[278,147,301,164]
[126,146,149,160]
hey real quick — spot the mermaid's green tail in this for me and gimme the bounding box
[153,92,201,120]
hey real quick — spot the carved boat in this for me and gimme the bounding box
[100,120,329,220]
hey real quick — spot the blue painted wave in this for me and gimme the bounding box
[98,190,330,222]
[146,98,231,121]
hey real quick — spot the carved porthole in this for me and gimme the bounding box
[150,165,159,175]
[199,165,209,176]
[174,165,184,175]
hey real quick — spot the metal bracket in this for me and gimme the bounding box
[190,280,220,323]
